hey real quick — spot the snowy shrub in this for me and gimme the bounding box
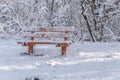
[0,5,21,39]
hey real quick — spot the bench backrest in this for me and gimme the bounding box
[20,27,74,41]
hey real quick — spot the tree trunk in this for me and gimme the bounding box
[50,0,54,27]
[81,1,95,42]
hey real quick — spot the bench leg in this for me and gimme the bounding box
[61,47,67,55]
[28,45,31,55]
[28,44,34,55]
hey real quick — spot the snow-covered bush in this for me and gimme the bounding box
[0,5,21,39]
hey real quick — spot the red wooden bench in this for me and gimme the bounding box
[17,27,74,55]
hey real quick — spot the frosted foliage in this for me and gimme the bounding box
[0,0,119,42]
[0,5,20,39]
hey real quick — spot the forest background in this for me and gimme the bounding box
[0,0,120,42]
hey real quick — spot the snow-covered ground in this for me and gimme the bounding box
[0,40,120,80]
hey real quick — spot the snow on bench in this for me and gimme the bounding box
[23,27,74,32]
[17,27,74,55]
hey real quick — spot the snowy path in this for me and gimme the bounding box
[0,40,120,80]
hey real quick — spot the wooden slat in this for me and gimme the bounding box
[17,40,71,44]
[24,27,74,32]
[22,32,73,38]
[17,41,56,44]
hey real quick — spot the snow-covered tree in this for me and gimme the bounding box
[0,0,120,42]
